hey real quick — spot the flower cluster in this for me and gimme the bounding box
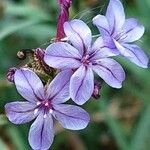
[5,0,148,149]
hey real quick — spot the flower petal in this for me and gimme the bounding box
[91,37,119,60]
[5,101,36,124]
[64,19,92,55]
[44,42,81,69]
[93,14,110,35]
[70,65,94,105]
[106,0,125,34]
[46,70,73,104]
[114,41,149,68]
[121,18,145,43]
[92,15,115,49]
[92,58,125,88]
[14,68,45,103]
[53,104,90,130]
[29,113,54,150]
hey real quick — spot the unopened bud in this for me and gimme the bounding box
[56,0,72,40]
[35,48,45,60]
[6,67,17,83]
[17,51,26,60]
[92,81,101,99]
[17,49,34,60]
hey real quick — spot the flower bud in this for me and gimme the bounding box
[17,51,26,60]
[35,48,45,60]
[17,49,34,60]
[6,67,17,83]
[56,0,72,40]
[92,81,101,99]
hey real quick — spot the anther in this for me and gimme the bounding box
[34,109,38,115]
[43,114,47,118]
[49,109,53,114]
[45,102,49,107]
[36,102,41,106]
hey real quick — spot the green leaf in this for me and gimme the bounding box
[99,100,130,150]
[0,114,8,126]
[131,103,150,150]
[7,126,29,150]
[0,139,7,150]
[17,24,56,42]
[0,20,41,41]
[5,2,50,21]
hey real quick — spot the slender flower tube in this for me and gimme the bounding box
[5,68,90,150]
[44,19,125,105]
[92,0,149,68]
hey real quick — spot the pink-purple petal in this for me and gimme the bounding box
[46,70,73,104]
[5,101,37,124]
[121,18,145,43]
[14,68,45,103]
[44,42,81,69]
[64,19,92,55]
[70,65,94,105]
[53,104,90,130]
[106,0,125,34]
[92,58,125,88]
[114,41,149,68]
[29,113,54,150]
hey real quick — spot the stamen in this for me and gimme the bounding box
[36,102,41,106]
[34,109,38,115]
[49,109,53,114]
[81,54,90,65]
[45,102,49,107]
[44,114,47,118]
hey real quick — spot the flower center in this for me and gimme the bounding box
[81,54,91,66]
[34,100,53,118]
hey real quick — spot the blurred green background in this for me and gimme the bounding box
[0,0,150,150]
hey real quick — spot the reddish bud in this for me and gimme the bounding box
[92,81,101,99]
[56,0,72,41]
[35,48,45,60]
[6,67,17,83]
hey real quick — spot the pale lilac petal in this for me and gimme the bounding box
[106,0,125,34]
[92,58,125,88]
[92,15,115,49]
[93,15,110,36]
[14,68,45,103]
[121,18,145,43]
[5,102,36,124]
[114,41,149,68]
[44,42,81,69]
[46,70,73,104]
[91,37,120,60]
[29,113,54,150]
[64,19,92,55]
[53,104,90,130]
[70,65,94,105]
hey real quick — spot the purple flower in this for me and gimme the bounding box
[44,19,125,105]
[5,68,90,150]
[93,0,149,68]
